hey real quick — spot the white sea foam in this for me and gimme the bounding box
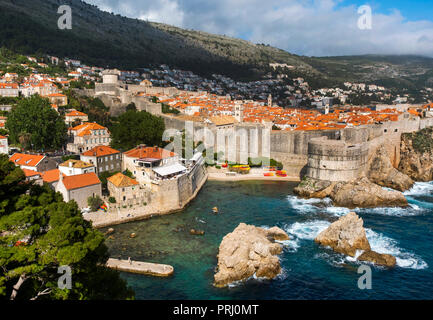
[285,220,331,240]
[325,206,351,217]
[287,196,336,216]
[284,220,428,270]
[286,195,323,213]
[403,181,433,196]
[354,205,424,217]
[365,228,428,270]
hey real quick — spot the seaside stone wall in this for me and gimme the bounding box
[149,163,207,212]
[305,137,369,182]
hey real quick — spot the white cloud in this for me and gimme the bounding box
[83,0,433,57]
[137,0,184,27]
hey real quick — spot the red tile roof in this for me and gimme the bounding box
[41,169,60,183]
[10,153,44,167]
[61,172,101,190]
[81,145,120,157]
[124,145,176,159]
[66,110,87,117]
[22,169,41,178]
[107,172,139,188]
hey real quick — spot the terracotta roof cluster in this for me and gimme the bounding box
[107,172,139,188]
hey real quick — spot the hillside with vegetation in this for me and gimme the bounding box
[0,0,432,87]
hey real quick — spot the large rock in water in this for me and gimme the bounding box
[294,177,335,199]
[368,145,414,192]
[315,212,371,257]
[315,212,396,267]
[214,223,289,288]
[330,177,408,208]
[399,129,433,182]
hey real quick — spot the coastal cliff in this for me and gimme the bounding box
[367,145,414,192]
[399,127,433,182]
[214,223,289,288]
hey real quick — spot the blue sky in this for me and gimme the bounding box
[337,0,433,22]
[84,0,433,57]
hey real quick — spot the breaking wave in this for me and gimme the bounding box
[283,220,428,270]
[288,193,428,217]
[365,229,428,270]
[403,182,433,197]
[285,220,330,240]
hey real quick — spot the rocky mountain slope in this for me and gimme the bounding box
[0,0,432,86]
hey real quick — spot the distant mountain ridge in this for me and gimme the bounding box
[0,0,432,88]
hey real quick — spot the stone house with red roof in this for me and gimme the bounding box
[107,172,147,206]
[67,122,111,153]
[122,145,179,185]
[9,153,57,172]
[56,172,102,209]
[45,93,68,106]
[65,110,88,127]
[80,145,122,174]
[0,83,19,97]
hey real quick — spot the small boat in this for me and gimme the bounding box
[212,207,219,214]
[264,172,274,177]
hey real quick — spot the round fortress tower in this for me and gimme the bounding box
[306,136,369,182]
[102,69,120,84]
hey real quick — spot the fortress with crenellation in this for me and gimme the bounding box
[81,69,433,183]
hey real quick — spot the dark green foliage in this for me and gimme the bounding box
[125,102,137,112]
[162,103,180,114]
[0,96,21,105]
[248,157,283,168]
[110,110,165,151]
[0,155,134,300]
[122,169,134,179]
[108,197,116,204]
[69,79,95,90]
[405,127,433,153]
[5,96,67,151]
[61,155,80,162]
[98,171,120,195]
[64,90,111,127]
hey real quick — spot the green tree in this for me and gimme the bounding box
[6,96,67,151]
[87,195,104,212]
[110,110,165,151]
[125,102,136,112]
[0,154,134,300]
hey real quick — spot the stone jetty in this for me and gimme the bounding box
[106,258,174,277]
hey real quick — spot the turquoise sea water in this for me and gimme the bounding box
[102,180,433,300]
